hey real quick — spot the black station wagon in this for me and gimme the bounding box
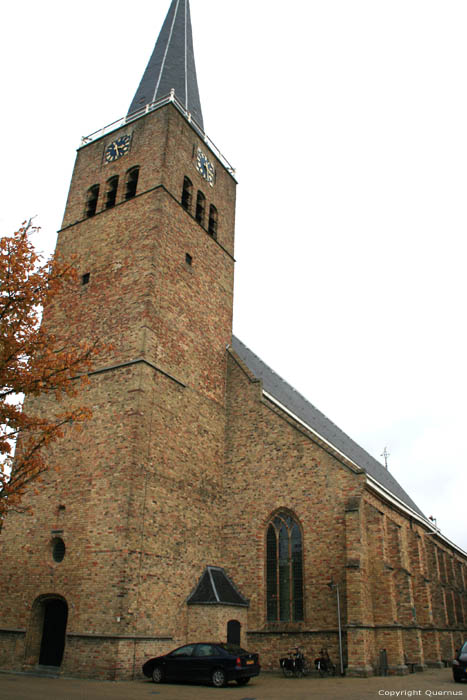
[453,641,467,682]
[142,642,261,687]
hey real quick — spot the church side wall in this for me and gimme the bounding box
[223,353,366,670]
[345,490,467,676]
[224,353,467,675]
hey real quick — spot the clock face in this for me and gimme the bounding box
[196,148,215,186]
[104,134,131,163]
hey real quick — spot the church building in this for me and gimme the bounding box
[1,0,466,680]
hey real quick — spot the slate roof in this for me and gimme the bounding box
[187,566,249,607]
[127,0,203,128]
[231,336,425,518]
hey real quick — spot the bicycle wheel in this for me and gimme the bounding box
[301,658,311,676]
[282,665,294,678]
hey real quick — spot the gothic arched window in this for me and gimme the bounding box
[266,511,304,622]
[182,176,193,212]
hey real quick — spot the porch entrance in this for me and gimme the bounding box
[227,619,241,646]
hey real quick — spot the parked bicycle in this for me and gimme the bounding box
[279,647,310,678]
[314,648,336,676]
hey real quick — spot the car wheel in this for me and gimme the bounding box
[211,668,227,687]
[152,666,163,683]
[236,677,250,686]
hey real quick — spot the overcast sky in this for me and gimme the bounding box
[2,1,466,551]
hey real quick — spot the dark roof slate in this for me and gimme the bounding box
[231,336,425,518]
[187,566,249,607]
[128,0,203,128]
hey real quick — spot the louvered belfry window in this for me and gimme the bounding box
[208,204,218,238]
[125,167,139,200]
[182,176,193,211]
[266,512,304,621]
[105,176,119,209]
[195,191,205,225]
[85,185,100,218]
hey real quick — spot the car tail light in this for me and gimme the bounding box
[235,657,242,668]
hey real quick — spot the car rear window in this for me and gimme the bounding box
[219,643,248,655]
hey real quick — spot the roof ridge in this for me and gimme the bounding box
[231,335,425,518]
[232,336,355,444]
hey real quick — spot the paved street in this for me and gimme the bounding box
[0,667,463,700]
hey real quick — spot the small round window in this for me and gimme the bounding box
[52,538,66,563]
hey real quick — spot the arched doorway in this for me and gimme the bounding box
[38,598,68,667]
[227,619,241,646]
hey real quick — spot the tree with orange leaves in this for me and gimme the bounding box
[0,222,98,520]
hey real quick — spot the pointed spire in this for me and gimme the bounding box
[128,0,204,129]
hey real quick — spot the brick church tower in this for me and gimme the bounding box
[0,0,241,679]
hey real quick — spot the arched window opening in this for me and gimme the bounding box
[105,176,119,209]
[208,204,218,239]
[85,185,100,218]
[181,176,193,212]
[266,511,303,622]
[195,191,205,226]
[125,167,139,200]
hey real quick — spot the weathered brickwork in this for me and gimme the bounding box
[186,606,248,649]
[0,97,466,681]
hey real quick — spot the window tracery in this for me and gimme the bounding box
[266,511,304,622]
